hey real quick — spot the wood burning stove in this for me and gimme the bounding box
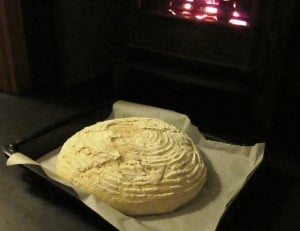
[140,0,252,27]
[113,0,297,144]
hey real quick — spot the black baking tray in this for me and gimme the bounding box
[2,104,113,199]
[2,102,260,230]
[2,101,256,186]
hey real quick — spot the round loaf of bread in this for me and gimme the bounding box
[56,117,207,215]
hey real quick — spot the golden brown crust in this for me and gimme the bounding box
[56,117,207,215]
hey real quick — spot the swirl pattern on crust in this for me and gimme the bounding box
[56,117,207,215]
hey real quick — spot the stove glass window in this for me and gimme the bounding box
[139,0,252,26]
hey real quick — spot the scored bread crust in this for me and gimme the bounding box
[56,117,207,215]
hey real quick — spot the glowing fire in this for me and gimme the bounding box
[205,0,218,4]
[204,6,218,14]
[165,0,250,27]
[183,3,193,10]
[232,11,240,17]
[182,11,191,15]
[195,14,207,20]
[229,18,248,26]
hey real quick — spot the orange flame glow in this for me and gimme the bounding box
[204,6,218,14]
[229,18,248,26]
[183,3,192,10]
[232,11,240,17]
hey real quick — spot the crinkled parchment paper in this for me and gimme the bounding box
[7,100,264,231]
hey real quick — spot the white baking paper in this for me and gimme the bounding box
[6,100,265,231]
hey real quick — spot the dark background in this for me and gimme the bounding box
[20,0,300,145]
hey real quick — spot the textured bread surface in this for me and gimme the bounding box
[56,117,207,215]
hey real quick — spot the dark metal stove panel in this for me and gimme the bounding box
[114,0,297,142]
[126,12,255,70]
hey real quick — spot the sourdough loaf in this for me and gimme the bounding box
[56,117,207,215]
